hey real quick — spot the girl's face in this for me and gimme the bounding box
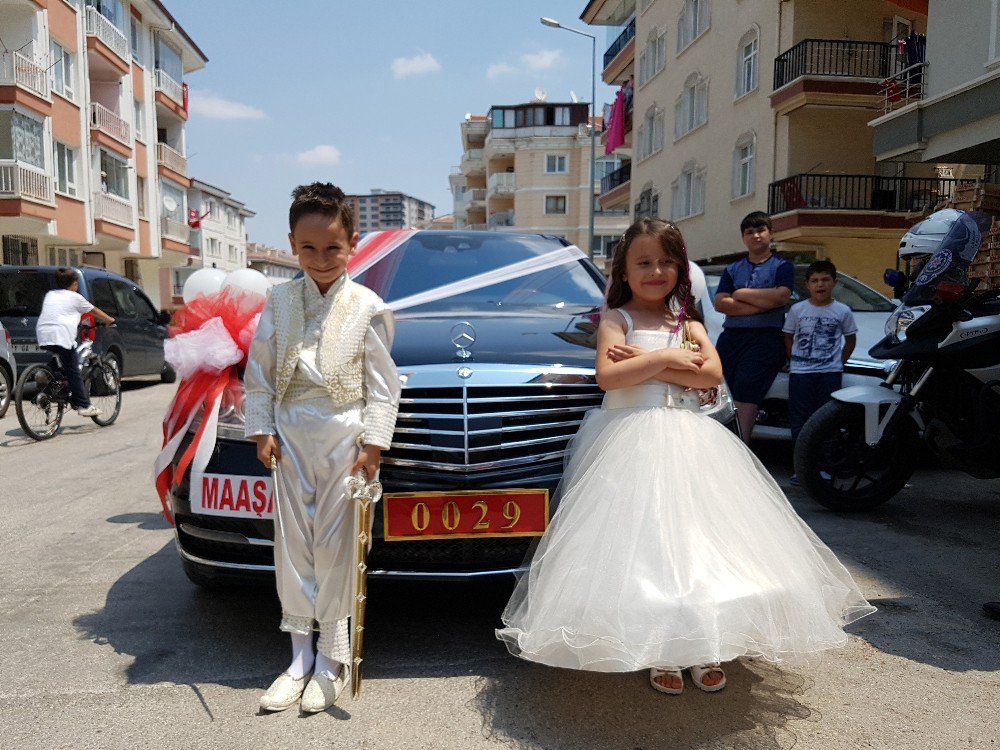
[622,234,679,304]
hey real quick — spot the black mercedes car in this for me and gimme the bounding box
[166,230,723,587]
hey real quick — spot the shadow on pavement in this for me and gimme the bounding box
[107,512,172,531]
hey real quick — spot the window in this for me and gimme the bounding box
[129,15,141,61]
[554,106,571,126]
[595,155,622,181]
[208,198,221,221]
[638,28,667,86]
[135,175,146,218]
[635,188,659,219]
[677,0,710,53]
[207,237,221,257]
[226,208,237,228]
[737,29,759,97]
[133,99,144,141]
[637,106,664,161]
[160,179,184,222]
[544,195,567,214]
[228,244,238,262]
[48,41,75,100]
[87,0,126,32]
[592,235,620,259]
[154,34,183,83]
[991,0,1000,66]
[100,151,129,199]
[732,133,755,198]
[110,280,139,318]
[52,142,77,197]
[671,163,706,219]
[545,154,568,174]
[674,73,708,138]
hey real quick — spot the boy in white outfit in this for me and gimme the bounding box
[244,183,400,713]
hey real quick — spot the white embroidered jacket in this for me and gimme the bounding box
[243,274,400,450]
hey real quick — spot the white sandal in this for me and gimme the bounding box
[689,663,726,692]
[649,667,684,695]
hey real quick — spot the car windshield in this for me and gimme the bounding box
[704,268,894,313]
[0,272,52,316]
[352,233,605,313]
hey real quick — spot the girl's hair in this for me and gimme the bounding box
[605,218,702,326]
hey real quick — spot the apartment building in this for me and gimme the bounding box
[871,0,1000,174]
[451,100,628,260]
[247,242,298,285]
[0,0,206,309]
[345,189,435,234]
[583,0,971,287]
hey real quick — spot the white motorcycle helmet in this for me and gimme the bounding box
[898,208,963,261]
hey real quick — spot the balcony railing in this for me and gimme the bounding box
[93,191,133,226]
[773,39,904,90]
[161,216,190,242]
[0,160,52,203]
[880,62,927,114]
[488,210,515,227]
[768,174,959,215]
[156,142,187,175]
[467,188,487,203]
[155,68,184,105]
[600,163,631,194]
[89,102,130,144]
[0,51,50,99]
[85,6,129,62]
[488,172,516,194]
[462,148,483,164]
[603,18,636,69]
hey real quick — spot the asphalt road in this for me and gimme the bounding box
[0,380,998,750]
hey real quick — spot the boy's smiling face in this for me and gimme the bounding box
[289,213,358,294]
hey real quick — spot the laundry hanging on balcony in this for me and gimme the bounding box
[605,88,626,155]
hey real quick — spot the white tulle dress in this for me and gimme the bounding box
[496,312,875,672]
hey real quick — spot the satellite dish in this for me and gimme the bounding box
[162,195,177,212]
[534,86,547,101]
[570,90,579,103]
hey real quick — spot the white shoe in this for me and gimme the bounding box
[259,671,311,712]
[300,664,349,713]
[77,405,101,417]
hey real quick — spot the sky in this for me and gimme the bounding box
[165,0,618,249]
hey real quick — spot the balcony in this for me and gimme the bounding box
[161,215,190,242]
[773,39,903,90]
[878,62,927,114]
[460,148,484,176]
[0,51,50,100]
[93,191,133,227]
[0,161,52,203]
[155,68,184,106]
[768,174,959,216]
[89,102,130,145]
[600,163,631,194]
[487,172,516,195]
[603,18,635,69]
[156,142,188,176]
[85,6,129,63]
[488,210,515,228]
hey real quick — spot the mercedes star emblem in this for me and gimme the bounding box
[457,366,474,379]
[450,322,476,360]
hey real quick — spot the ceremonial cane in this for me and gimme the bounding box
[346,471,381,700]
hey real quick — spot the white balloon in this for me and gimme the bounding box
[182,268,227,303]
[222,268,270,299]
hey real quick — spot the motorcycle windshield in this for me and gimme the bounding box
[903,211,992,305]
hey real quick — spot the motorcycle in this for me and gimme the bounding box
[794,210,1000,511]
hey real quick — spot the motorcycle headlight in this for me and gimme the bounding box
[885,305,929,343]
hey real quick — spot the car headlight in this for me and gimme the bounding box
[885,305,929,343]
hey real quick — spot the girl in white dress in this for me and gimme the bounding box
[496,219,874,695]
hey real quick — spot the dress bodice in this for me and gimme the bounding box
[603,310,701,412]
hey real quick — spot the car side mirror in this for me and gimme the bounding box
[156,310,172,325]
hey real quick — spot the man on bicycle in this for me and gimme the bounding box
[35,268,115,417]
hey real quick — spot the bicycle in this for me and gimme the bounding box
[14,326,122,441]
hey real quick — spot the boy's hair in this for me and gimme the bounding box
[806,259,837,280]
[55,268,77,289]
[605,218,702,324]
[739,211,773,234]
[288,182,355,236]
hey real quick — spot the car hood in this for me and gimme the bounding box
[391,309,600,368]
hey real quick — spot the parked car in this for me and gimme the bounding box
[0,320,16,418]
[167,230,734,587]
[0,266,174,382]
[702,264,897,439]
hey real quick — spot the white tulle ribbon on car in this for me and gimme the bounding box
[386,245,587,312]
[163,316,243,380]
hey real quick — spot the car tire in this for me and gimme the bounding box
[161,362,177,384]
[0,363,12,419]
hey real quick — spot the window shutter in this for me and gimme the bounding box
[674,96,684,138]
[671,179,681,219]
[653,113,664,152]
[696,81,708,126]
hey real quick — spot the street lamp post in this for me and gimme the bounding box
[541,17,597,262]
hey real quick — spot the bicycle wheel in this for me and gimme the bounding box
[89,361,122,426]
[15,363,66,441]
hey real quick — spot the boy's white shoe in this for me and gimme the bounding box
[77,405,102,417]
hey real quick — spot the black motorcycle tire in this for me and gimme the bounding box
[794,400,918,512]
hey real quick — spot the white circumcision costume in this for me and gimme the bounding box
[244,273,400,662]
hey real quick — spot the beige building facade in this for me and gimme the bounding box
[584,0,974,288]
[452,101,628,261]
[0,0,206,309]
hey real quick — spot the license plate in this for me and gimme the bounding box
[383,489,549,541]
[190,471,274,519]
[13,344,39,353]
